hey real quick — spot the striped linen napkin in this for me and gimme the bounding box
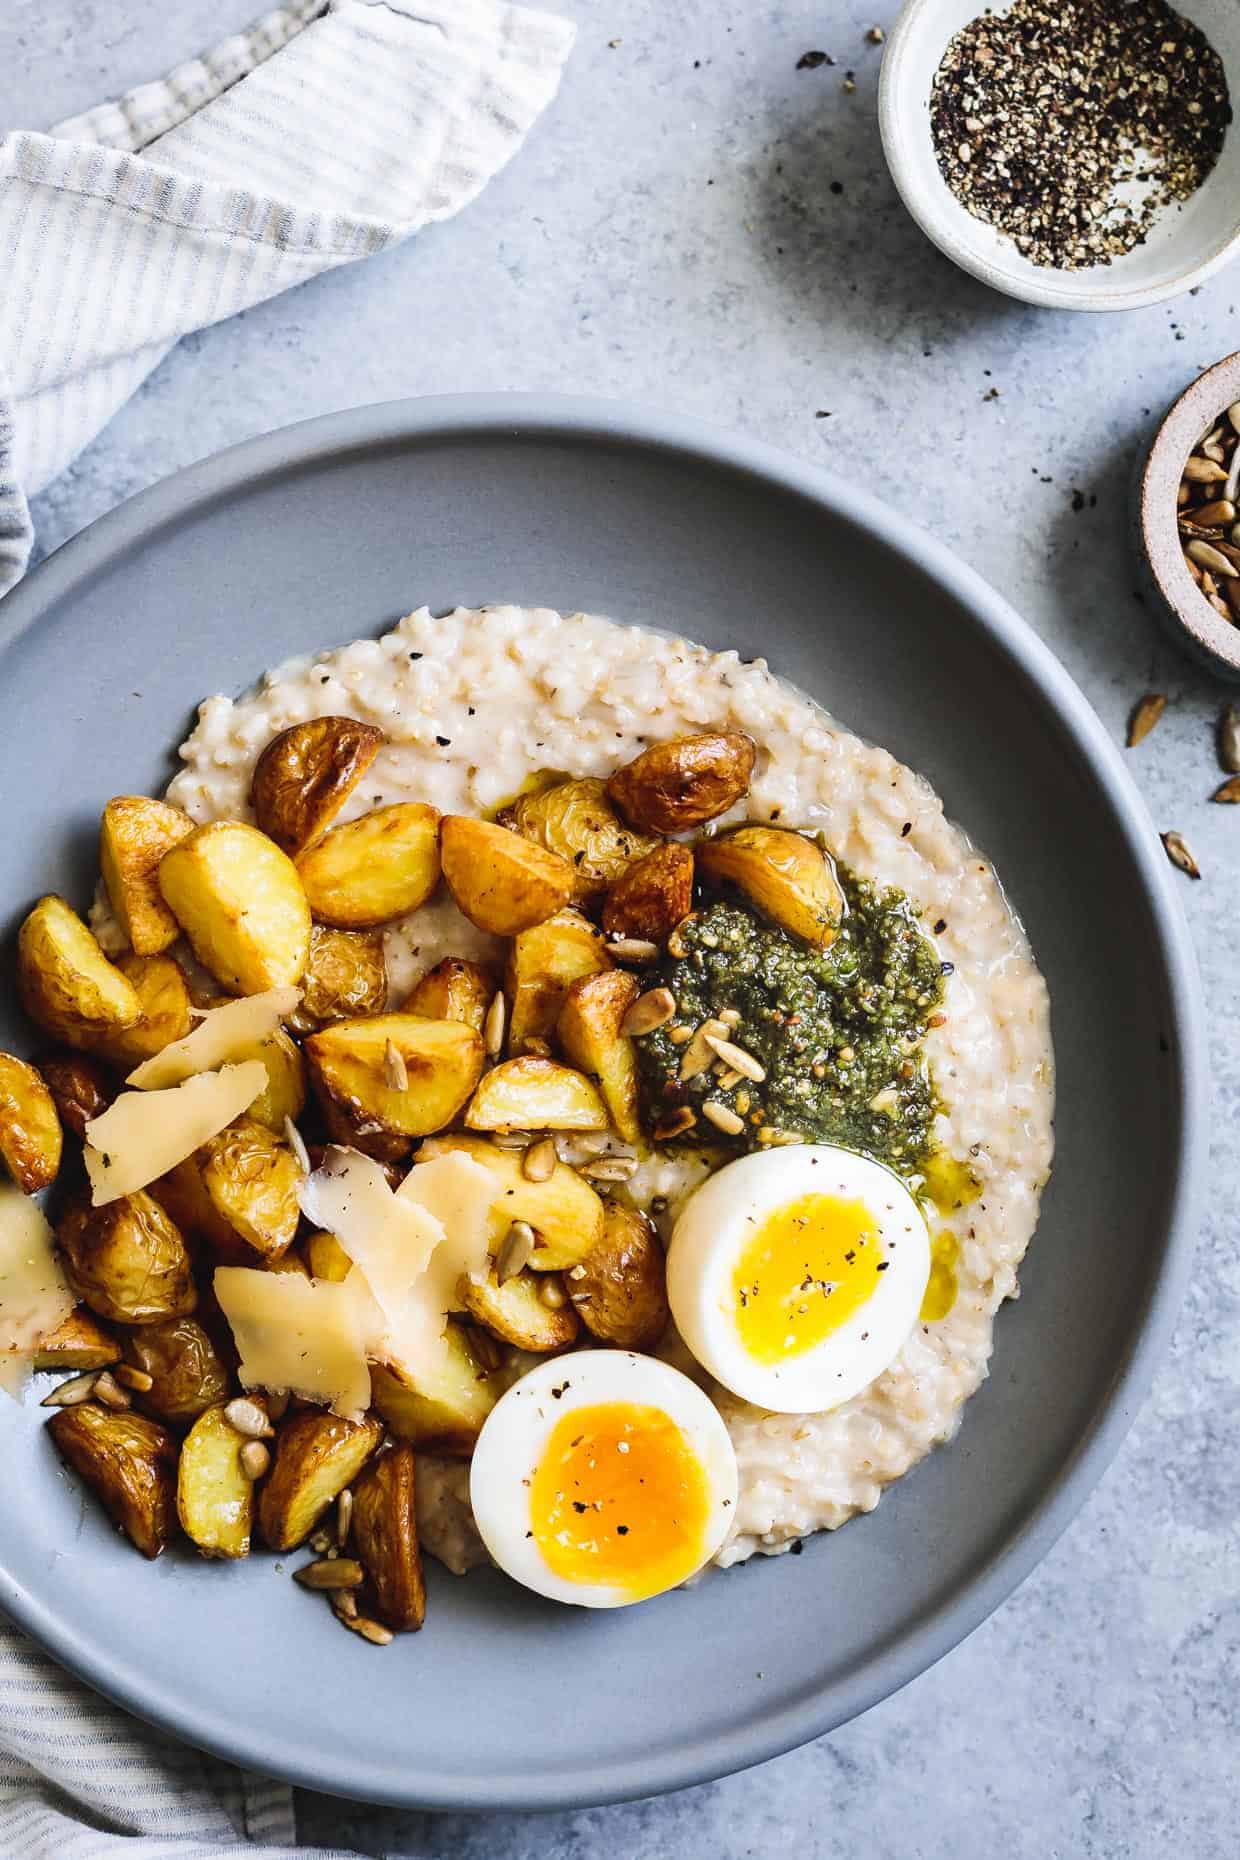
[0,0,575,598]
[0,2,572,1851]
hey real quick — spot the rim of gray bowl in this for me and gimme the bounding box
[0,395,1208,1809]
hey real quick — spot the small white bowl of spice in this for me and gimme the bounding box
[880,0,1240,310]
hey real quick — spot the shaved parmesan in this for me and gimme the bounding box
[214,1267,371,1417]
[127,986,300,1089]
[0,1182,75,1395]
[84,1061,267,1205]
[398,1151,508,1310]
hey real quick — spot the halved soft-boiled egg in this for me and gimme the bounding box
[469,1352,738,1608]
[666,1144,930,1413]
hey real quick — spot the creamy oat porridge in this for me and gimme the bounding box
[160,603,1054,1578]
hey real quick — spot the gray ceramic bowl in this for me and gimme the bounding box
[0,397,1204,1811]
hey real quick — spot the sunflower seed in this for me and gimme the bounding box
[40,1370,99,1407]
[1212,776,1240,803]
[283,1116,311,1174]
[1161,831,1201,878]
[666,918,695,959]
[492,1129,533,1149]
[538,1275,568,1309]
[605,937,660,964]
[701,1101,744,1136]
[1209,594,1232,620]
[383,1040,408,1090]
[1202,570,1218,598]
[484,991,507,1057]
[1195,499,1237,527]
[678,1031,716,1082]
[349,1615,394,1646]
[667,1025,693,1045]
[309,1530,333,1555]
[653,1106,697,1141]
[1183,548,1204,584]
[496,1221,536,1283]
[93,1371,130,1411]
[240,1440,271,1480]
[294,1557,365,1591]
[1178,482,1191,507]
[719,1007,742,1027]
[1184,456,1228,483]
[1203,440,1227,465]
[1227,446,1240,504]
[112,1364,154,1392]
[330,1589,359,1623]
[1187,540,1238,577]
[1220,704,1240,772]
[224,1397,274,1439]
[1227,403,1240,436]
[1127,693,1167,747]
[336,1488,353,1547]
[703,1034,766,1082]
[521,1136,558,1182]
[620,987,676,1037]
[580,1155,639,1182]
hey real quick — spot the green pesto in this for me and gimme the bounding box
[636,874,944,1171]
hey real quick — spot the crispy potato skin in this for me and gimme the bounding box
[199,1116,301,1259]
[0,1052,62,1193]
[405,957,492,1033]
[177,1402,254,1557]
[556,970,642,1144]
[37,1051,115,1141]
[461,1268,578,1352]
[351,1445,426,1631]
[418,1134,604,1271]
[369,1325,501,1456]
[317,1098,414,1165]
[305,1012,485,1140]
[84,952,193,1067]
[33,1306,120,1371]
[440,816,574,936]
[48,1402,178,1558]
[257,1408,384,1551]
[464,1056,608,1132]
[606,732,756,834]
[158,822,312,994]
[235,1026,307,1133]
[601,842,694,944]
[288,925,388,1034]
[250,717,384,856]
[568,1201,669,1349]
[296,802,441,928]
[504,909,611,1052]
[58,1191,197,1326]
[122,1317,232,1428]
[99,796,194,956]
[498,777,660,901]
[149,1156,247,1256]
[696,825,844,947]
[17,897,142,1049]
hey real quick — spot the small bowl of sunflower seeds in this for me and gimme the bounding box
[880,0,1240,312]
[1140,348,1240,678]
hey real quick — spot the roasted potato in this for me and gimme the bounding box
[48,1402,178,1558]
[149,1156,248,1256]
[17,896,142,1049]
[556,969,642,1143]
[121,1316,232,1428]
[696,825,844,947]
[0,1052,62,1194]
[601,841,694,944]
[288,925,387,1034]
[265,1247,311,1278]
[305,1230,353,1283]
[461,1267,578,1351]
[296,802,440,928]
[256,1407,384,1551]
[233,1025,307,1133]
[58,1191,197,1326]
[405,957,492,1033]
[606,731,756,833]
[37,1050,115,1141]
[370,1322,502,1456]
[84,952,193,1067]
[99,796,194,956]
[498,777,660,900]
[351,1445,426,1631]
[418,1133,604,1271]
[33,1306,120,1371]
[305,1012,485,1141]
[440,815,574,935]
[504,909,611,1052]
[158,821,312,993]
[464,1056,608,1133]
[177,1402,255,1558]
[250,716,385,856]
[317,1098,414,1165]
[199,1116,301,1259]
[568,1200,669,1349]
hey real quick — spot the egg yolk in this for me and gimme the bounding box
[529,1402,712,1601]
[732,1193,884,1363]
[920,1229,959,1321]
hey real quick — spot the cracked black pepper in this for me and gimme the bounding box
[929,0,1231,270]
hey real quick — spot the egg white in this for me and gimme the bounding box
[666,1144,930,1414]
[469,1351,738,1608]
